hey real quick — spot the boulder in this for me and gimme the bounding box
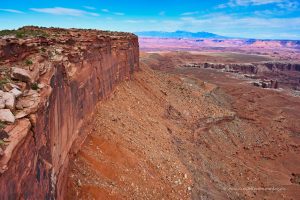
[15,90,40,115]
[16,99,34,109]
[11,67,33,84]
[15,111,28,119]
[0,109,15,123]
[10,88,22,98]
[2,92,15,110]
[8,83,20,90]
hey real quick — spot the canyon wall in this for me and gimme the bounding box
[0,27,139,199]
[182,62,300,90]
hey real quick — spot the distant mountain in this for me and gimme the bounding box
[135,30,227,39]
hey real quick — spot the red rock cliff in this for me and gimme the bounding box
[0,27,139,199]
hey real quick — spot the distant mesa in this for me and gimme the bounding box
[135,30,227,39]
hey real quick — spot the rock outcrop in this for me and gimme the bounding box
[183,61,300,74]
[182,61,300,90]
[0,27,139,199]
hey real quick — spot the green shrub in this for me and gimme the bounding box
[40,47,46,52]
[0,77,10,90]
[31,82,39,90]
[0,121,5,129]
[0,28,49,38]
[25,59,33,65]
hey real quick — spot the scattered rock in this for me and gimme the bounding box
[0,109,15,123]
[37,83,45,89]
[8,83,20,90]
[2,84,12,92]
[2,92,15,110]
[23,89,40,97]
[184,174,188,179]
[77,179,82,187]
[3,83,20,92]
[15,111,28,119]
[15,90,40,115]
[11,67,32,84]
[291,173,300,185]
[15,82,26,91]
[16,99,34,109]
[10,88,22,98]
[253,82,261,87]
[0,147,4,157]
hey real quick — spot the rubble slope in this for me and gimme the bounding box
[67,54,300,199]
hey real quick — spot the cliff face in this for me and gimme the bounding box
[181,61,300,90]
[0,27,139,199]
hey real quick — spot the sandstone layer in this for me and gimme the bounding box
[0,27,139,199]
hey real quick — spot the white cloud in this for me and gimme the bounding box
[124,19,156,24]
[181,11,199,16]
[101,9,109,13]
[277,0,299,10]
[83,6,96,10]
[125,20,144,23]
[30,7,99,16]
[101,9,124,15]
[113,12,124,16]
[145,14,300,39]
[0,9,24,14]
[218,0,299,10]
[233,0,283,6]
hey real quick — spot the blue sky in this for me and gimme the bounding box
[0,0,300,39]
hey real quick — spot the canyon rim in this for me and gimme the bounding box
[1,1,300,199]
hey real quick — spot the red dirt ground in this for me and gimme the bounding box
[66,52,300,199]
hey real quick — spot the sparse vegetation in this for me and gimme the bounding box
[31,82,39,90]
[47,50,54,58]
[0,28,49,38]
[0,67,10,74]
[0,30,15,37]
[0,121,5,130]
[0,124,8,147]
[25,59,33,65]
[0,67,11,90]
[0,139,5,147]
[0,77,10,90]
